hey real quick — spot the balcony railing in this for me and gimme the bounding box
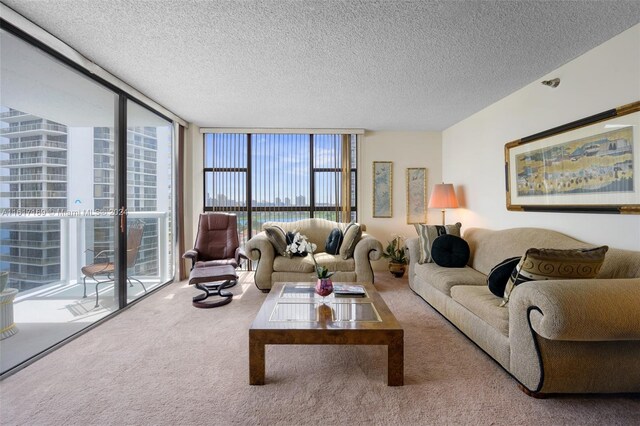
[1,190,67,198]
[0,255,61,265]
[0,211,171,288]
[0,123,67,134]
[0,174,67,182]
[0,110,29,119]
[0,140,67,151]
[0,157,67,166]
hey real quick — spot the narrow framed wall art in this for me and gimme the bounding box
[373,161,393,218]
[406,167,427,223]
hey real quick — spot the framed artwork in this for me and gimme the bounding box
[505,101,640,214]
[406,168,427,223]
[373,161,392,217]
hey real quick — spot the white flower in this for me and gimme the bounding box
[285,232,314,257]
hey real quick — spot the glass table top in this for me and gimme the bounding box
[269,301,381,322]
[278,283,369,299]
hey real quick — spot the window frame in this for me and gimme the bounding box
[203,132,358,237]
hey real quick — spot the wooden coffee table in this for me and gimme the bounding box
[249,282,404,386]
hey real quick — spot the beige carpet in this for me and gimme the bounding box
[1,272,638,425]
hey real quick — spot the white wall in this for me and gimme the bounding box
[360,131,442,270]
[442,24,640,251]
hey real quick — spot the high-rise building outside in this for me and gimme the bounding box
[0,107,161,290]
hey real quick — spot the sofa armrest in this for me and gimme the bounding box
[245,232,275,291]
[405,237,420,288]
[353,234,383,284]
[510,278,640,341]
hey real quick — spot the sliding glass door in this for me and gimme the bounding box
[126,101,173,303]
[0,26,176,376]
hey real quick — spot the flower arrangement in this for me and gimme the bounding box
[382,235,407,264]
[285,232,334,279]
[285,232,310,257]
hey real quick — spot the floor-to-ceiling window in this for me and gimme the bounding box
[203,132,357,243]
[0,26,176,376]
[126,101,174,303]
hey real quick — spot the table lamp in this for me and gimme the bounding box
[428,183,459,225]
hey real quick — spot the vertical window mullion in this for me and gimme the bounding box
[310,134,314,217]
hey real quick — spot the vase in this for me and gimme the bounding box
[315,278,333,299]
[388,262,406,278]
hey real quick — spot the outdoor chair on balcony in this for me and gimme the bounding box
[183,213,247,308]
[82,222,147,308]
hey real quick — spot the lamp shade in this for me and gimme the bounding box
[428,183,459,209]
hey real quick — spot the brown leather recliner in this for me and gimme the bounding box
[183,213,246,308]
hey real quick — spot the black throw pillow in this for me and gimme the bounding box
[487,256,521,297]
[431,234,470,268]
[325,228,343,255]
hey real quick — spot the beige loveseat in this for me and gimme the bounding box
[245,218,383,291]
[406,227,640,396]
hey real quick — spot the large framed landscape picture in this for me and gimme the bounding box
[505,101,640,214]
[373,161,393,218]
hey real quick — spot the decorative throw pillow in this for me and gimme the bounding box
[264,225,288,256]
[340,222,362,259]
[285,232,308,257]
[501,246,608,306]
[325,228,343,255]
[414,222,462,264]
[430,234,470,268]
[487,256,521,297]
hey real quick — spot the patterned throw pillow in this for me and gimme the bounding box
[501,246,608,306]
[264,225,288,256]
[339,222,362,259]
[414,222,462,264]
[487,257,521,297]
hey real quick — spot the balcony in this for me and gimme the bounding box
[0,123,67,137]
[0,110,31,120]
[0,174,67,183]
[0,157,67,167]
[0,211,172,374]
[0,190,67,198]
[0,139,67,152]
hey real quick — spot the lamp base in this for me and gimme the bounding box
[441,210,445,226]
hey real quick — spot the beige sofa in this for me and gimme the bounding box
[406,227,640,396]
[245,218,383,291]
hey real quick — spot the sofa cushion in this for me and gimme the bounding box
[272,252,355,273]
[431,234,470,268]
[325,228,343,255]
[451,285,509,337]
[315,252,355,272]
[273,254,315,273]
[264,225,288,256]
[414,222,462,263]
[502,246,608,305]
[340,222,362,259]
[415,263,486,296]
[487,256,521,297]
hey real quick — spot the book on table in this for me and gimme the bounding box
[333,284,366,297]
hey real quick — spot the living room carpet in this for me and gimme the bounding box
[1,272,638,425]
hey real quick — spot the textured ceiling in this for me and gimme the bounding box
[2,1,639,130]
